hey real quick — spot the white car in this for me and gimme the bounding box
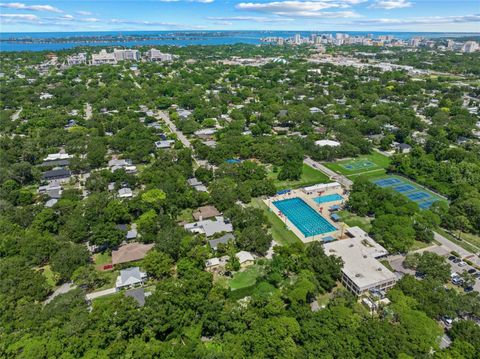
[458,261,467,267]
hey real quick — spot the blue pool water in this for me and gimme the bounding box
[273,197,336,237]
[313,193,343,204]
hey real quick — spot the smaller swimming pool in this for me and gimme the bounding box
[313,193,343,204]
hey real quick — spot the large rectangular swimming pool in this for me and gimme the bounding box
[273,197,336,238]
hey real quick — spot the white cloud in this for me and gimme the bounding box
[370,0,412,10]
[207,16,294,23]
[353,14,480,26]
[0,13,39,21]
[236,1,360,18]
[76,11,92,16]
[0,2,62,13]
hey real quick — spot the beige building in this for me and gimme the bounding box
[323,227,396,296]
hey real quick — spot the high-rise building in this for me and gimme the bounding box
[113,49,140,61]
[91,49,117,65]
[146,48,173,61]
[461,41,479,53]
[294,34,301,44]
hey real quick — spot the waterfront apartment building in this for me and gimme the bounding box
[461,41,479,53]
[146,48,173,62]
[91,49,117,65]
[66,53,87,66]
[114,49,140,61]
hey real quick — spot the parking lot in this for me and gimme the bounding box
[387,244,480,293]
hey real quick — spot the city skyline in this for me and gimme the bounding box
[0,0,479,33]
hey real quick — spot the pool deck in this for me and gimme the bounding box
[264,185,345,243]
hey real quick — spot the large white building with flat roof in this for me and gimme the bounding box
[323,227,396,296]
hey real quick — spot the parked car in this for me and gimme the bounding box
[467,268,476,274]
[451,276,464,286]
[441,316,453,326]
[458,261,467,267]
[464,286,474,293]
[473,272,480,279]
[448,256,456,261]
[453,258,461,264]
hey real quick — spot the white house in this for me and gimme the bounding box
[115,267,147,290]
[184,217,233,237]
[118,188,133,198]
[315,140,340,147]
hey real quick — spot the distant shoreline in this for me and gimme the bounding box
[1,30,479,52]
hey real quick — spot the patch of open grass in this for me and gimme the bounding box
[436,228,479,253]
[177,208,193,223]
[267,163,329,190]
[93,252,112,266]
[229,266,262,290]
[39,265,58,288]
[337,210,372,232]
[250,198,302,246]
[323,152,391,176]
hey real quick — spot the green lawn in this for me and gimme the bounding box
[177,208,193,223]
[229,266,262,290]
[93,252,112,266]
[436,228,480,254]
[250,198,302,246]
[39,265,58,288]
[267,163,329,190]
[323,152,391,177]
[337,210,372,232]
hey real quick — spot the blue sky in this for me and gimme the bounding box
[0,0,479,32]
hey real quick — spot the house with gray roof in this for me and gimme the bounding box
[184,217,233,237]
[209,233,235,250]
[115,267,147,290]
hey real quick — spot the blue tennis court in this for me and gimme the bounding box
[313,193,343,204]
[374,178,402,187]
[406,191,431,202]
[418,200,437,209]
[273,197,336,237]
[393,184,415,193]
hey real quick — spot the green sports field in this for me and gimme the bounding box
[323,152,391,177]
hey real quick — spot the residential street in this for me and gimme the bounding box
[156,110,192,149]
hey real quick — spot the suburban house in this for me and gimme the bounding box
[193,205,221,221]
[184,217,233,237]
[115,267,147,290]
[108,158,133,173]
[112,242,155,265]
[236,251,255,268]
[395,143,412,153]
[124,288,151,307]
[205,255,229,272]
[194,128,217,139]
[187,177,208,192]
[41,168,71,182]
[155,140,175,149]
[315,139,341,147]
[323,227,396,296]
[118,188,133,199]
[209,233,235,251]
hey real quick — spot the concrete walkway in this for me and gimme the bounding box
[85,287,117,301]
[304,157,353,190]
